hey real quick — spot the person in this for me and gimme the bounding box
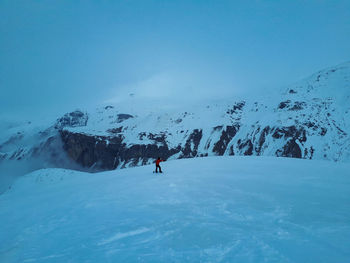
[155,157,165,173]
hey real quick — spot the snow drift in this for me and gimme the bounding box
[1,156,349,262]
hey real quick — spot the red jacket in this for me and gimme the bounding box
[156,159,164,165]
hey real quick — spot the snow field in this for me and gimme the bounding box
[1,156,350,262]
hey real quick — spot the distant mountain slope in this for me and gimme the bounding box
[1,62,349,171]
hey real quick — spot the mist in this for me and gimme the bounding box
[0,159,42,194]
[1,0,349,121]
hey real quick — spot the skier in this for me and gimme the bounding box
[155,157,165,173]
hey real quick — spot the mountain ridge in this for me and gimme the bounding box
[1,62,349,172]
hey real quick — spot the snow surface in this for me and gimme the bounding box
[1,156,349,262]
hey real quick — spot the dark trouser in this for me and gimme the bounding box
[156,165,162,173]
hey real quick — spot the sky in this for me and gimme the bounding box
[0,0,349,120]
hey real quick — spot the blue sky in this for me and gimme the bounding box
[1,0,349,120]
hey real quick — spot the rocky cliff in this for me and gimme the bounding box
[1,62,349,171]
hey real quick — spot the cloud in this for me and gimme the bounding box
[105,67,244,108]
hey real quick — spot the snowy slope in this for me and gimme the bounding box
[58,61,350,168]
[1,62,350,172]
[1,156,349,262]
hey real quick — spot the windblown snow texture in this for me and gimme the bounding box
[1,62,350,171]
[1,157,349,262]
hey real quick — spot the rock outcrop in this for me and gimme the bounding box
[1,62,350,172]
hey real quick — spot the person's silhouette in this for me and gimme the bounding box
[155,157,165,173]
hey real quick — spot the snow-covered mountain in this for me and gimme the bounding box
[1,157,350,262]
[1,62,350,172]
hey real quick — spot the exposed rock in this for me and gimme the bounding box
[107,127,123,134]
[278,100,291,109]
[289,101,306,111]
[60,130,181,170]
[147,133,167,145]
[116,114,133,123]
[213,125,239,155]
[256,126,270,154]
[226,101,246,114]
[238,139,253,156]
[272,126,306,143]
[228,145,235,156]
[320,127,327,136]
[181,129,203,158]
[55,110,88,129]
[277,139,302,158]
